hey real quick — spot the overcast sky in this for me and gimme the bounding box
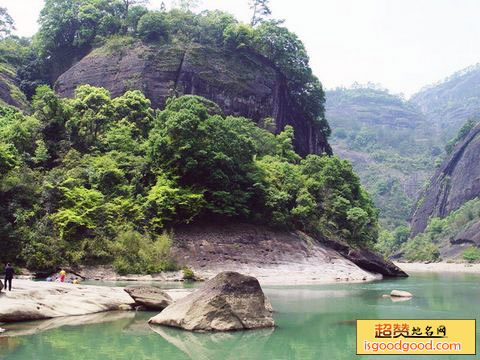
[3,0,480,97]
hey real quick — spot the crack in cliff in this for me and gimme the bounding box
[173,49,187,95]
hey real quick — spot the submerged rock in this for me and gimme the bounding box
[390,290,413,298]
[148,271,274,331]
[124,286,173,311]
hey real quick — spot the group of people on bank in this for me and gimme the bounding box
[0,265,81,292]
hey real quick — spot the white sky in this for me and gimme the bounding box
[3,0,480,97]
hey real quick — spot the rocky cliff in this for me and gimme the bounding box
[410,122,480,236]
[55,41,331,157]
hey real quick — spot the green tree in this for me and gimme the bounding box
[148,96,258,217]
[0,7,15,39]
[137,11,168,42]
[249,0,272,26]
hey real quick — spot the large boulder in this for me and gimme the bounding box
[124,285,173,310]
[148,272,274,331]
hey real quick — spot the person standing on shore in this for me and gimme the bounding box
[59,269,66,283]
[4,263,14,291]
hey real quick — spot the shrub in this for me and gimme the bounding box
[403,234,440,263]
[111,229,176,274]
[463,247,480,263]
[182,266,195,280]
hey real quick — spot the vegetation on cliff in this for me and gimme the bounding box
[0,0,329,140]
[410,64,480,142]
[0,1,382,272]
[396,198,480,262]
[0,87,377,271]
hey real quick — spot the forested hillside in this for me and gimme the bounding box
[327,71,480,261]
[0,1,378,273]
[410,64,480,142]
[326,85,436,230]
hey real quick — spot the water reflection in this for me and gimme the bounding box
[1,311,135,338]
[1,273,479,360]
[150,325,274,360]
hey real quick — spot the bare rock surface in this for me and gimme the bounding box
[170,223,403,284]
[411,123,480,237]
[390,290,413,298]
[0,280,191,323]
[124,285,173,310]
[149,272,274,331]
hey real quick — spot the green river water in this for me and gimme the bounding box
[0,272,478,360]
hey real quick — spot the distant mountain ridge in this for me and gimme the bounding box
[327,86,425,129]
[409,63,480,141]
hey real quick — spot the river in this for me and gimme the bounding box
[0,273,478,359]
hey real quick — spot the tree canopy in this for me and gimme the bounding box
[0,89,377,271]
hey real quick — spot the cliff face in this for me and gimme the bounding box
[410,122,480,236]
[55,42,331,157]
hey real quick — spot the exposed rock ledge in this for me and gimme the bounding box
[0,280,190,323]
[169,223,407,284]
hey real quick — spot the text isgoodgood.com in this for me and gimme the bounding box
[364,340,462,353]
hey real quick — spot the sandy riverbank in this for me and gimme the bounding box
[76,263,382,286]
[395,262,480,273]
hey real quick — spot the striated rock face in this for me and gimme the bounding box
[54,42,331,157]
[411,123,480,237]
[148,271,274,331]
[124,285,173,310]
[170,222,394,283]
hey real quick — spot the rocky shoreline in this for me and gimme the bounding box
[395,262,480,273]
[0,280,192,323]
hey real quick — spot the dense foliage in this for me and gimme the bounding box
[382,198,480,262]
[0,89,377,271]
[0,2,379,272]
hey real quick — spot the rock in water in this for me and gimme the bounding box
[390,290,413,298]
[124,286,173,311]
[148,272,274,331]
